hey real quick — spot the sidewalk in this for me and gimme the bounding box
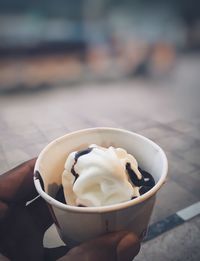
[135,216,200,261]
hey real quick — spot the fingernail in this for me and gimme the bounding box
[117,233,140,261]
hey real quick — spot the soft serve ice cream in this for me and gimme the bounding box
[61,144,155,207]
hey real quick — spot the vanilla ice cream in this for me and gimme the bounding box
[62,144,155,207]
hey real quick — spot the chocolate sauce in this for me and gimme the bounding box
[138,167,155,188]
[71,164,79,183]
[126,162,144,187]
[34,171,45,191]
[71,147,93,183]
[131,196,137,200]
[139,186,152,195]
[126,163,155,197]
[74,147,93,161]
[55,186,66,204]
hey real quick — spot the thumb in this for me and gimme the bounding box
[117,232,141,261]
[87,231,140,260]
[59,231,140,261]
[90,230,132,248]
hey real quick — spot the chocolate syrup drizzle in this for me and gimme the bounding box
[34,171,45,191]
[126,162,144,187]
[55,185,66,204]
[71,147,93,183]
[126,163,155,195]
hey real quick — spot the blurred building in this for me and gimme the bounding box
[0,0,199,90]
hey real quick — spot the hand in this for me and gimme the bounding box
[58,231,140,261]
[0,159,58,261]
[0,160,140,261]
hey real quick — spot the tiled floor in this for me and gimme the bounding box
[0,54,200,260]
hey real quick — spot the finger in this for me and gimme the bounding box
[0,205,44,261]
[0,158,37,204]
[117,233,141,261]
[0,200,9,220]
[83,230,130,248]
[59,231,133,261]
[44,246,70,261]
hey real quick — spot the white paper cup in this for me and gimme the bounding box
[34,127,168,247]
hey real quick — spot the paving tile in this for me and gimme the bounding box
[188,118,200,128]
[32,118,65,132]
[75,116,100,128]
[1,136,26,151]
[85,117,121,129]
[61,116,98,131]
[1,131,47,155]
[1,126,19,140]
[135,216,200,261]
[0,122,14,137]
[0,145,6,160]
[41,127,69,142]
[137,125,178,143]
[193,214,200,227]
[25,142,49,158]
[22,130,48,145]
[166,119,197,133]
[4,148,30,169]
[181,147,200,167]
[171,170,200,199]
[166,153,197,178]
[150,179,199,224]
[121,119,159,132]
[109,112,139,125]
[187,129,200,141]
[4,121,38,135]
[157,134,199,154]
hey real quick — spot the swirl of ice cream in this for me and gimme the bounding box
[62,144,144,207]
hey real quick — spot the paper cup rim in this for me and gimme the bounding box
[34,127,168,213]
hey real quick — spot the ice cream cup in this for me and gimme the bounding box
[34,127,168,247]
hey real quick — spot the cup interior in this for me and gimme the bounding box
[34,128,168,210]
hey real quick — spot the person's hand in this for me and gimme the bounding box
[0,159,59,261]
[58,231,140,261]
[0,159,141,261]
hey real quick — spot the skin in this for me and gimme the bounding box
[0,159,140,261]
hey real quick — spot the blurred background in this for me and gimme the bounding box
[0,0,200,89]
[0,1,200,261]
